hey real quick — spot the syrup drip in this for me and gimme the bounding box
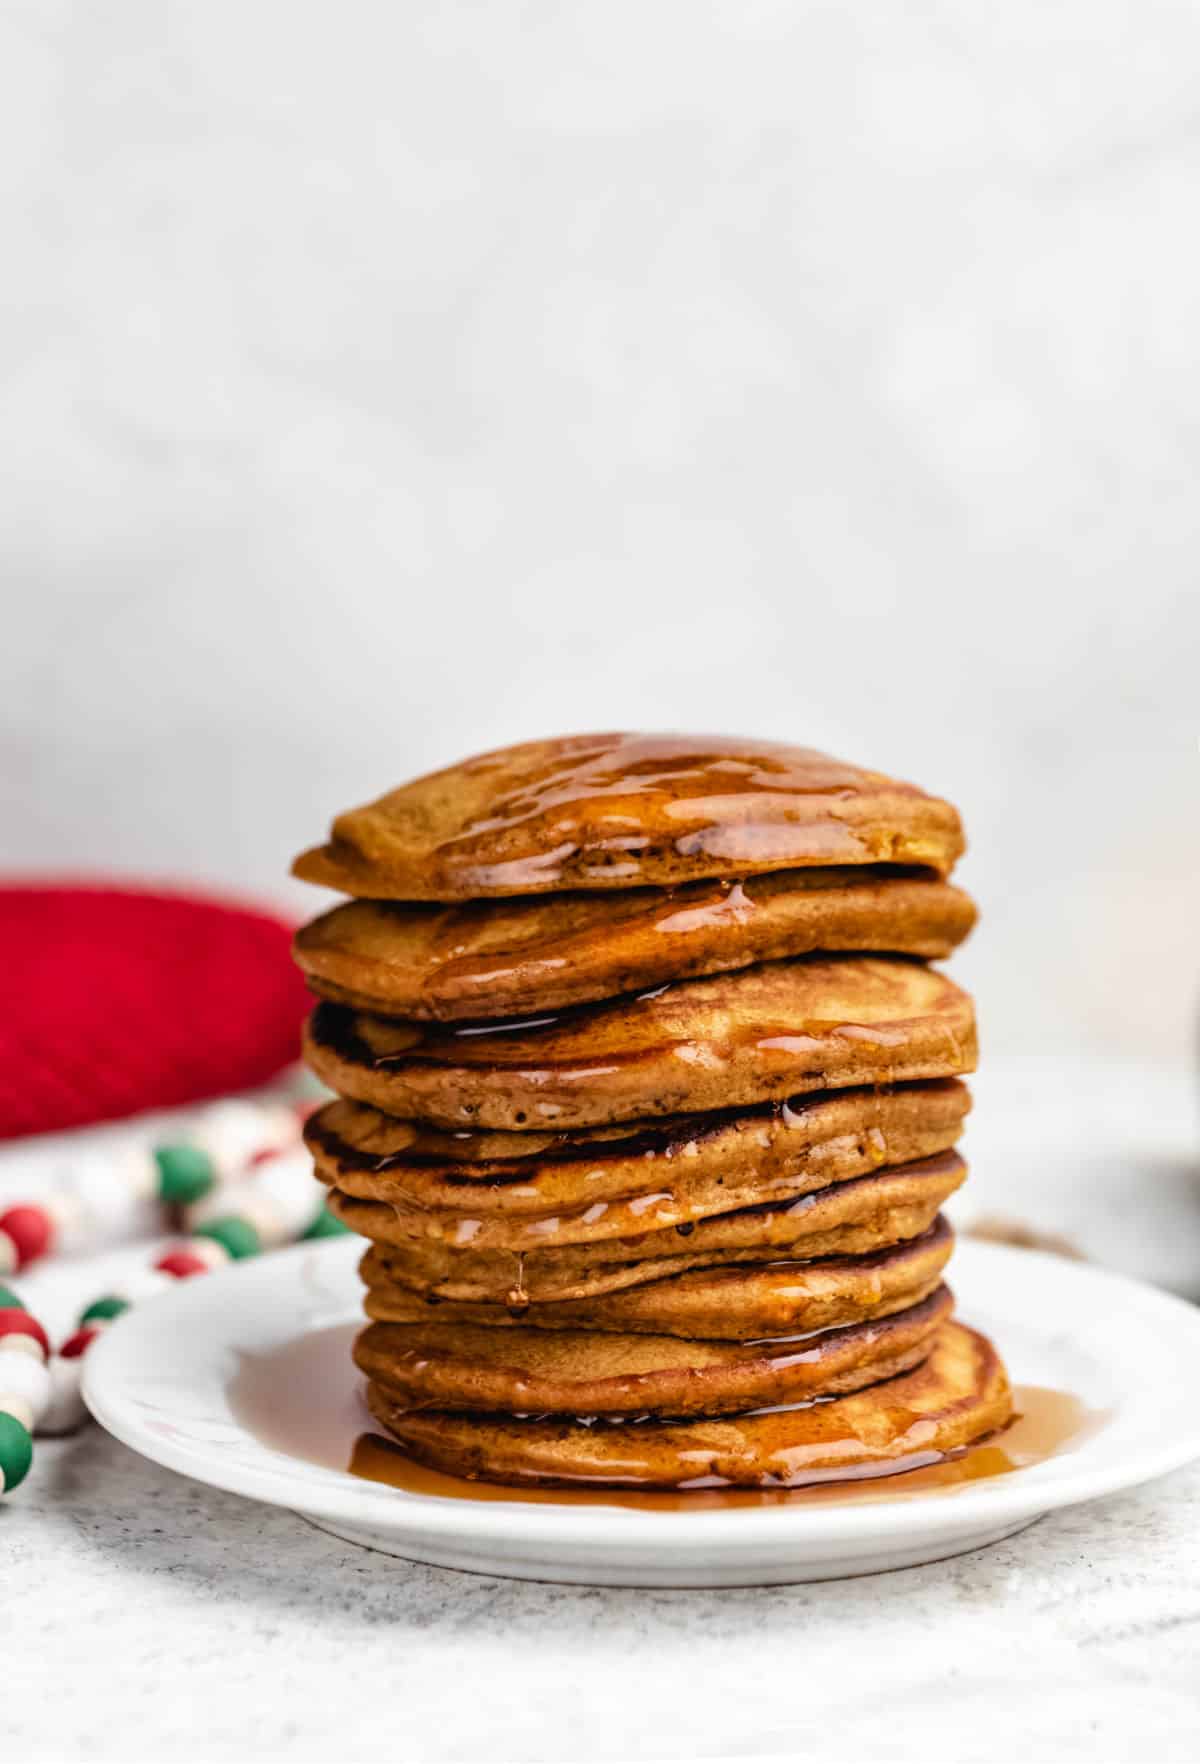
[653,881,755,937]
[228,1323,1099,1512]
[435,737,879,892]
[450,738,870,843]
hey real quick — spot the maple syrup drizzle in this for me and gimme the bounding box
[431,735,884,891]
[228,1323,1099,1512]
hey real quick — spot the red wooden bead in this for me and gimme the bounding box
[0,1307,51,1358]
[155,1248,210,1279]
[0,1205,54,1269]
[59,1325,103,1360]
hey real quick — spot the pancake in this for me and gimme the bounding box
[294,867,976,1020]
[353,1284,951,1420]
[306,1081,970,1250]
[302,955,976,1130]
[361,1218,955,1338]
[364,1319,1012,1487]
[331,1150,967,1303]
[292,733,965,898]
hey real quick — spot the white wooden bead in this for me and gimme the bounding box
[43,1191,84,1243]
[59,1156,114,1236]
[233,1192,289,1248]
[0,1353,52,1426]
[121,1145,161,1202]
[0,1396,34,1432]
[196,1101,275,1181]
[37,1356,87,1435]
[0,1232,16,1277]
[114,1267,175,1304]
[250,1150,321,1238]
[257,1102,302,1154]
[188,1237,231,1271]
[68,1150,152,1234]
[0,1334,44,1363]
[183,1189,225,1229]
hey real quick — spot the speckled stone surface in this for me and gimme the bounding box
[5,1425,1200,1761]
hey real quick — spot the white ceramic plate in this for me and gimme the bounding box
[83,1237,1200,1587]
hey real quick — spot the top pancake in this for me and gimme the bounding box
[294,866,975,1021]
[292,733,965,899]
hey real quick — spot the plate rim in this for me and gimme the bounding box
[83,1236,1200,1554]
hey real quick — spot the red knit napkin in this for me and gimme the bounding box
[0,883,311,1139]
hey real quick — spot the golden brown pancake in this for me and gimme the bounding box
[354,1285,951,1419]
[365,1319,1012,1487]
[292,733,965,898]
[294,868,976,1020]
[306,1081,969,1249]
[331,1150,967,1304]
[361,1218,955,1339]
[302,955,975,1130]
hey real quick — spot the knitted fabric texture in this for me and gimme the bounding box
[0,884,310,1139]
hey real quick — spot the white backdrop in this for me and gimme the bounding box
[4,2,1198,1061]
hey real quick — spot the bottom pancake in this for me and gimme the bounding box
[365,1320,1010,1488]
[354,1284,951,1419]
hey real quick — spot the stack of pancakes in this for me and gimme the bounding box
[292,734,1012,1489]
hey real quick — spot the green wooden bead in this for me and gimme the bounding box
[194,1217,261,1260]
[0,1410,33,1494]
[154,1144,216,1206]
[80,1296,130,1325]
[0,1283,24,1311]
[302,1204,352,1241]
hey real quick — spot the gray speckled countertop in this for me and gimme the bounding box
[7,1429,1200,1762]
[4,1053,1200,1761]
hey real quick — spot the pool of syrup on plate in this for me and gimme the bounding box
[227,1323,1099,1511]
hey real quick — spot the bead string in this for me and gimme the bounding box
[0,1099,305,1277]
[0,1098,347,1497]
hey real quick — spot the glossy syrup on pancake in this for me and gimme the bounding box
[292,733,966,897]
[327,1151,967,1306]
[294,867,976,1020]
[311,1088,970,1256]
[360,1219,955,1341]
[228,1320,1096,1509]
[302,955,977,1129]
[306,960,969,1061]
[304,1079,970,1178]
[352,1286,953,1419]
